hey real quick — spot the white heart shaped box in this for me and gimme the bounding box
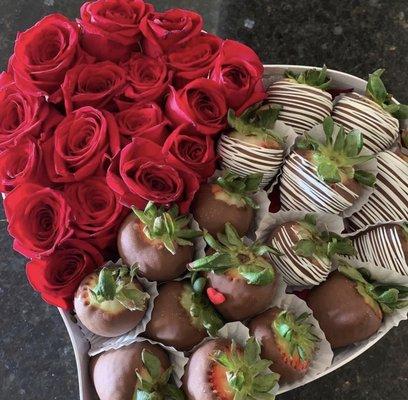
[59,65,407,400]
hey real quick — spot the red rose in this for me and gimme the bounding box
[8,14,83,100]
[162,125,217,180]
[64,177,125,250]
[43,107,120,183]
[116,53,172,108]
[210,40,266,115]
[166,33,222,87]
[0,137,45,193]
[0,73,51,151]
[107,137,200,213]
[165,78,227,136]
[26,239,104,309]
[4,183,73,259]
[140,8,203,56]
[62,61,126,113]
[78,0,154,62]
[115,102,169,145]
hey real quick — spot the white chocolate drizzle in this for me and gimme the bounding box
[270,224,331,286]
[267,79,333,135]
[280,152,359,214]
[352,224,408,276]
[332,92,399,153]
[217,134,285,188]
[348,151,408,229]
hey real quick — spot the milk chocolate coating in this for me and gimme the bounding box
[118,214,193,281]
[183,338,232,400]
[91,342,170,400]
[191,184,254,237]
[307,271,382,348]
[74,273,146,338]
[145,281,207,351]
[249,307,309,383]
[206,266,279,321]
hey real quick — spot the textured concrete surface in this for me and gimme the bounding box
[0,1,407,399]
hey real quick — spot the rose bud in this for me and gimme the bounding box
[26,239,103,309]
[118,202,201,281]
[9,14,83,100]
[145,276,223,351]
[280,117,376,215]
[307,263,408,348]
[210,40,266,115]
[165,78,228,136]
[43,107,120,183]
[333,69,406,153]
[218,104,290,188]
[249,308,320,383]
[0,137,45,193]
[348,149,408,229]
[115,102,169,146]
[266,66,333,135]
[140,8,203,56]
[188,223,281,321]
[62,61,126,113]
[166,33,222,87]
[191,171,262,237]
[268,213,355,287]
[107,137,200,213]
[91,343,182,400]
[78,0,154,62]
[74,263,150,337]
[183,337,279,400]
[352,223,408,276]
[4,183,73,259]
[116,53,172,108]
[162,125,217,181]
[64,177,125,251]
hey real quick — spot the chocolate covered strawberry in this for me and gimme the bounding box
[118,202,201,281]
[74,263,150,337]
[218,104,287,188]
[249,307,320,383]
[145,275,224,351]
[267,66,333,135]
[188,223,281,321]
[280,117,376,214]
[307,263,408,348]
[268,213,355,286]
[183,337,279,400]
[333,69,407,153]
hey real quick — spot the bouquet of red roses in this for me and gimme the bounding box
[0,0,266,309]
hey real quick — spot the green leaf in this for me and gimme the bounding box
[338,263,370,285]
[116,287,149,311]
[238,264,275,285]
[285,65,331,89]
[317,162,341,184]
[192,277,207,294]
[344,130,363,157]
[227,371,245,391]
[134,389,152,400]
[366,69,388,105]
[323,117,334,145]
[253,374,279,393]
[393,104,408,119]
[327,238,356,257]
[225,223,243,245]
[142,350,162,380]
[354,170,376,187]
[304,213,317,227]
[294,239,316,257]
[163,384,186,400]
[333,125,346,152]
[244,337,261,364]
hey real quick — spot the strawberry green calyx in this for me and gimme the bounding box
[181,274,224,336]
[133,349,185,400]
[188,223,281,286]
[297,116,376,187]
[214,171,263,210]
[293,213,356,262]
[338,263,408,314]
[91,264,150,311]
[212,337,279,400]
[273,311,320,365]
[132,202,202,255]
[285,65,331,90]
[228,104,285,147]
[366,69,408,120]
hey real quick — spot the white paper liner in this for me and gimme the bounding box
[267,293,334,393]
[76,260,159,357]
[254,210,345,288]
[191,217,207,260]
[217,121,298,189]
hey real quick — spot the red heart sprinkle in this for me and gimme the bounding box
[207,287,226,305]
